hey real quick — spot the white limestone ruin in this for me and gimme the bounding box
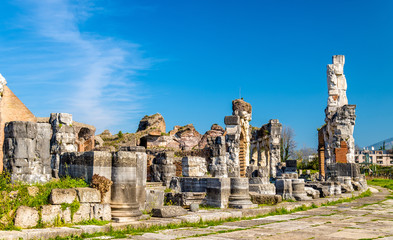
[321,55,356,165]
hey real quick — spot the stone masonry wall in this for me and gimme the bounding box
[3,121,52,183]
[14,187,110,229]
[0,74,36,172]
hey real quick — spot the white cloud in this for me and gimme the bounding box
[13,0,150,132]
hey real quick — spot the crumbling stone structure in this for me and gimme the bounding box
[50,113,77,178]
[225,99,252,177]
[150,151,177,186]
[318,55,356,178]
[250,119,282,178]
[207,136,228,177]
[3,121,52,183]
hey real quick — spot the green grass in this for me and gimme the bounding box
[74,219,110,226]
[199,204,221,210]
[321,189,372,207]
[367,179,393,191]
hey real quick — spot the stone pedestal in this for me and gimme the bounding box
[275,179,293,200]
[111,151,142,222]
[246,166,275,195]
[248,177,276,195]
[322,181,341,196]
[334,181,342,196]
[228,177,255,209]
[203,178,230,208]
[291,179,311,201]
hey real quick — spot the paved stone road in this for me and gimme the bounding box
[108,186,392,240]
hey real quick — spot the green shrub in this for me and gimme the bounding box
[118,131,124,139]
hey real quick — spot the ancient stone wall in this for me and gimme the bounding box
[250,119,282,178]
[59,151,112,182]
[207,135,228,177]
[14,187,111,229]
[3,121,51,183]
[150,151,176,186]
[0,74,37,172]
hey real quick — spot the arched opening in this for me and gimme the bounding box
[77,127,94,152]
[251,147,258,165]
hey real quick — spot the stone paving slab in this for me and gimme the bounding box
[124,186,392,240]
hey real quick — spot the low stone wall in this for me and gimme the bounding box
[14,187,110,229]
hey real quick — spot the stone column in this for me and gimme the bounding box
[268,119,282,178]
[224,116,240,177]
[275,179,293,200]
[228,177,255,209]
[134,146,147,210]
[230,99,252,177]
[111,151,142,222]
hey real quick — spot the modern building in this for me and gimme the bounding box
[355,149,393,166]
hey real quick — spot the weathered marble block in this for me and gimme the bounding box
[3,121,52,183]
[182,156,207,177]
[203,177,230,208]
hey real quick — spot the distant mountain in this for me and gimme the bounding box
[366,138,393,150]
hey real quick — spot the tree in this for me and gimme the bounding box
[379,141,386,151]
[280,126,296,162]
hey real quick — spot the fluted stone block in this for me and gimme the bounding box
[228,177,256,209]
[111,151,143,222]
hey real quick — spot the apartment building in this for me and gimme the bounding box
[355,149,393,166]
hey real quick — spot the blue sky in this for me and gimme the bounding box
[0,0,392,148]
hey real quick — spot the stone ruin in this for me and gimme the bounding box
[165,99,283,208]
[246,119,282,196]
[318,55,357,176]
[0,57,370,226]
[312,55,367,195]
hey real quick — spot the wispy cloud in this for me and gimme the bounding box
[4,0,150,132]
